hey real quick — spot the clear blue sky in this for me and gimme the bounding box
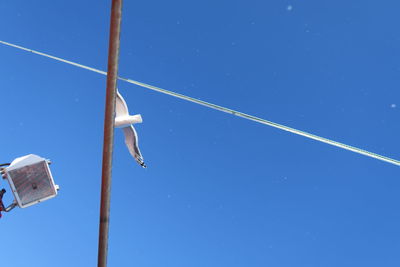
[1,1,399,266]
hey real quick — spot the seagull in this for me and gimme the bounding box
[115,89,146,168]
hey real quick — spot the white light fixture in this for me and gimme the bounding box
[1,154,59,211]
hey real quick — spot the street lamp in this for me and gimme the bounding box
[0,154,59,216]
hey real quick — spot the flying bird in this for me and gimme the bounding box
[115,89,146,168]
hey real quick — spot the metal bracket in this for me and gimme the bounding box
[0,167,6,179]
[4,201,17,212]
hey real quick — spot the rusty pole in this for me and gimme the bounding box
[98,0,123,266]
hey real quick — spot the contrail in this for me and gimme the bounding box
[1,40,399,167]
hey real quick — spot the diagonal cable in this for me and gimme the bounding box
[1,40,399,167]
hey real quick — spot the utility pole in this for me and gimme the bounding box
[98,0,123,266]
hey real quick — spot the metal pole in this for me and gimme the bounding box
[98,0,123,266]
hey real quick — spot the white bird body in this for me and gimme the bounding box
[115,89,146,168]
[115,114,142,128]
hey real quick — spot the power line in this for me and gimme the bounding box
[1,40,399,167]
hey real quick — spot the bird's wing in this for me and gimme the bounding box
[116,89,129,118]
[122,126,146,168]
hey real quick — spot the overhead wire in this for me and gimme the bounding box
[0,40,399,167]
